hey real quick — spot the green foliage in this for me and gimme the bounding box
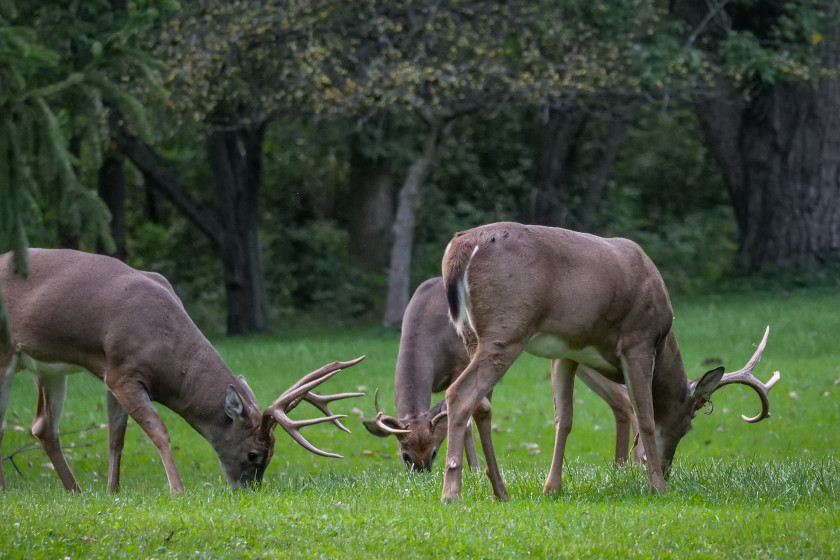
[685,0,839,94]
[0,0,176,259]
[0,290,838,557]
[264,220,386,322]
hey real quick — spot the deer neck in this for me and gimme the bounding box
[652,330,690,406]
[393,356,434,421]
[155,340,238,440]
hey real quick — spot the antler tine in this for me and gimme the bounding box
[272,356,366,413]
[372,388,411,434]
[264,356,365,458]
[717,326,781,423]
[304,391,366,433]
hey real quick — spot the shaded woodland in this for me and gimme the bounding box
[2,1,838,334]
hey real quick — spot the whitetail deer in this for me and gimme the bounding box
[0,249,364,493]
[363,277,643,477]
[441,222,780,502]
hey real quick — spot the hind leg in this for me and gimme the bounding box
[0,353,18,490]
[106,390,129,493]
[31,372,81,492]
[442,340,524,502]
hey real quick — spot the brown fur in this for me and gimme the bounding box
[438,222,768,502]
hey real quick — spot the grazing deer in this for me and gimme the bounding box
[0,249,364,493]
[362,276,643,475]
[441,222,780,502]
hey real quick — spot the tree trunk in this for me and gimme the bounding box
[97,153,127,260]
[674,0,840,269]
[695,80,840,269]
[116,119,271,335]
[344,145,395,270]
[207,122,271,335]
[530,106,586,226]
[382,121,446,327]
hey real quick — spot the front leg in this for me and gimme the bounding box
[620,346,667,492]
[106,375,185,494]
[543,359,577,494]
[575,365,637,466]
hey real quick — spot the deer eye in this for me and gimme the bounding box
[402,452,411,465]
[247,451,258,462]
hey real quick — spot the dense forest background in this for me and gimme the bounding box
[2,0,838,336]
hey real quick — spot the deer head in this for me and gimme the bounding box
[650,327,780,477]
[363,389,450,472]
[210,357,366,488]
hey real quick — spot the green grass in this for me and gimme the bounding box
[2,288,839,558]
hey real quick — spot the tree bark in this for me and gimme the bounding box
[530,106,587,227]
[116,122,271,335]
[673,0,840,269]
[207,122,271,335]
[696,80,840,269]
[343,145,395,270]
[382,121,447,327]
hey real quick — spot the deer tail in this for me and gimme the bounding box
[442,235,479,337]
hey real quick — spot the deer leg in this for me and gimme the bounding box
[472,395,508,500]
[31,373,81,492]
[620,347,666,492]
[0,353,18,490]
[543,359,577,494]
[106,376,185,494]
[575,366,635,467]
[441,341,522,503]
[106,390,129,494]
[630,412,645,464]
[463,419,480,473]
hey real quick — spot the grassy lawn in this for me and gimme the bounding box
[1,288,839,558]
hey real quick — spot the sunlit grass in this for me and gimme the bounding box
[1,288,839,558]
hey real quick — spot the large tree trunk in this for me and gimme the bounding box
[344,145,395,270]
[530,106,586,227]
[116,119,271,335]
[207,122,271,335]
[675,0,840,269]
[696,81,840,268]
[382,121,446,327]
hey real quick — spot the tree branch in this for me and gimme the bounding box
[115,132,224,251]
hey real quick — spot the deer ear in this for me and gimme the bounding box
[224,385,246,422]
[690,366,725,402]
[362,419,393,438]
[363,418,409,438]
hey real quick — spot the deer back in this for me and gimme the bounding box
[444,222,675,380]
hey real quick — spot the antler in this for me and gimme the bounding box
[262,356,366,458]
[716,326,781,423]
[371,388,411,434]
